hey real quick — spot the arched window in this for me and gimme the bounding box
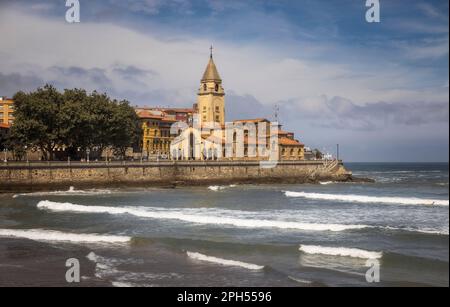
[215,83,219,92]
[203,84,207,91]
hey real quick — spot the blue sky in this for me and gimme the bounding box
[0,0,448,162]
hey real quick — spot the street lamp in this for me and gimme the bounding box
[24,145,28,163]
[86,149,90,163]
[3,148,7,163]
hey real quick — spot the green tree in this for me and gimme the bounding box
[0,130,6,151]
[61,88,93,159]
[110,99,142,159]
[10,84,64,160]
[10,85,142,161]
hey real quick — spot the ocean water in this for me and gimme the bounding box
[0,163,448,287]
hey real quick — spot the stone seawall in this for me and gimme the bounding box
[0,160,352,192]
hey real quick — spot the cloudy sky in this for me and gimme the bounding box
[0,0,448,162]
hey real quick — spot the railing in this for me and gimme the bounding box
[0,159,340,169]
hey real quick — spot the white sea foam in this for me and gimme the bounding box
[385,226,449,236]
[285,191,449,206]
[187,251,264,270]
[13,186,112,198]
[112,281,135,287]
[208,185,237,191]
[413,229,449,236]
[86,252,122,280]
[208,186,222,191]
[37,200,369,232]
[0,229,131,244]
[319,181,335,185]
[436,183,449,186]
[288,276,313,285]
[299,245,383,259]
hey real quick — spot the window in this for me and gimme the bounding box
[203,84,207,91]
[216,116,220,121]
[215,106,219,112]
[215,84,219,92]
[203,116,207,121]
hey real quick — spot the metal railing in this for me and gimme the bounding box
[0,159,340,169]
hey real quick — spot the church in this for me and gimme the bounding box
[168,49,305,161]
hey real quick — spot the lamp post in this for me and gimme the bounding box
[24,145,28,163]
[86,149,90,163]
[3,148,7,163]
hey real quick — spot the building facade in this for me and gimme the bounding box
[136,108,194,159]
[170,51,305,161]
[0,97,14,126]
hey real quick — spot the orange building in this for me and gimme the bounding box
[0,97,14,126]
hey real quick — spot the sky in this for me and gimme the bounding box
[0,0,448,162]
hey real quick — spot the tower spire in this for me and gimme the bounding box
[201,47,222,82]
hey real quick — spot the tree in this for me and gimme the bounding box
[10,85,142,161]
[61,88,94,159]
[10,84,63,160]
[110,100,142,160]
[0,130,6,151]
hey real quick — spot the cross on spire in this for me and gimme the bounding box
[210,45,214,58]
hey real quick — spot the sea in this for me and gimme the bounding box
[0,163,448,287]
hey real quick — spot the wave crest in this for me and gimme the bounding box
[299,245,382,259]
[37,200,368,232]
[285,191,449,206]
[187,251,264,270]
[0,229,130,244]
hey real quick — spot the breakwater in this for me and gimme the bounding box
[0,160,352,192]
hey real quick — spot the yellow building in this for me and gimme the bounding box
[137,109,177,159]
[0,97,14,126]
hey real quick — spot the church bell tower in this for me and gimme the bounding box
[197,46,225,126]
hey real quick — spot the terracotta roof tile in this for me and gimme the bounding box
[279,137,304,146]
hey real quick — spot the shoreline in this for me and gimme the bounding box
[0,175,375,194]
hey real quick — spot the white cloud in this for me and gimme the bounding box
[0,7,448,108]
[0,4,448,162]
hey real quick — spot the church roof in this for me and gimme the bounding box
[279,137,304,146]
[202,56,222,82]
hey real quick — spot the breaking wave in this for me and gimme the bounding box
[36,200,368,232]
[208,185,237,191]
[299,245,383,259]
[13,186,112,198]
[187,251,264,270]
[285,191,449,206]
[0,229,131,244]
